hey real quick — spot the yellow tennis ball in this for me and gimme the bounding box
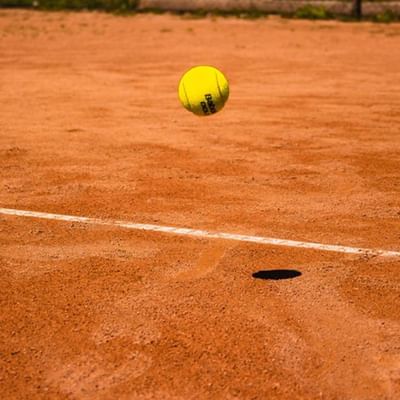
[178,66,229,116]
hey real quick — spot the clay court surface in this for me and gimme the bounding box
[1,9,400,399]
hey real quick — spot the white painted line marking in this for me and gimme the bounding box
[0,207,399,257]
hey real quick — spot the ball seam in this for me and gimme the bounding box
[215,71,224,102]
[182,80,192,112]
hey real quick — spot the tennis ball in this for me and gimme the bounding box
[178,66,229,116]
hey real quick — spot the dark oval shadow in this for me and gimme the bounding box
[252,269,302,280]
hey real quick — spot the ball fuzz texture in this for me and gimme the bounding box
[178,66,229,116]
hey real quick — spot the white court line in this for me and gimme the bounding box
[0,207,399,257]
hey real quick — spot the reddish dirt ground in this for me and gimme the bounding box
[1,10,400,400]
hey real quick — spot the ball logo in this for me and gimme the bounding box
[200,93,217,115]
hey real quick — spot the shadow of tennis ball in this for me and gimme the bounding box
[252,269,302,280]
